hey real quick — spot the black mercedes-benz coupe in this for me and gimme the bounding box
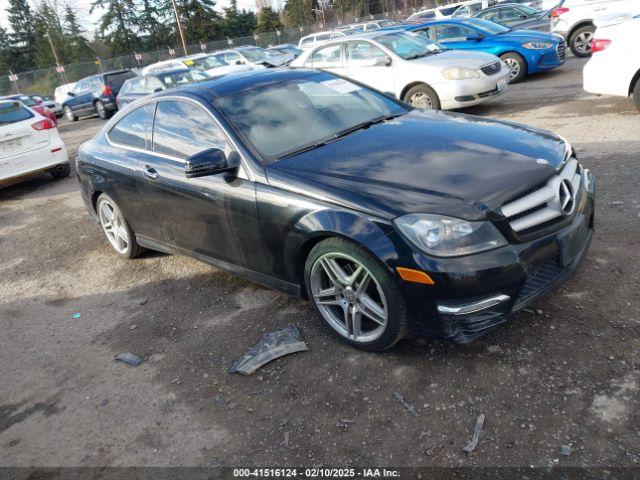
[76,68,594,351]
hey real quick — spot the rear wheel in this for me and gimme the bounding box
[634,78,640,112]
[64,106,77,122]
[304,237,409,351]
[403,83,441,110]
[500,52,527,83]
[96,193,144,258]
[570,25,595,58]
[50,164,70,179]
[95,101,111,120]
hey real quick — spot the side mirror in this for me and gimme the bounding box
[375,56,392,66]
[153,87,163,93]
[185,148,234,178]
[235,60,242,65]
[466,33,483,41]
[67,91,75,96]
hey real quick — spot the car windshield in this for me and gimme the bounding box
[376,31,443,59]
[461,17,511,34]
[159,70,209,87]
[240,48,268,62]
[183,56,229,71]
[215,72,408,163]
[0,101,34,126]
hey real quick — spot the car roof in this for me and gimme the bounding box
[154,68,319,101]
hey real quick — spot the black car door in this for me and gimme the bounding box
[138,97,267,272]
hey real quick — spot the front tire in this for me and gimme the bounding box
[633,77,640,112]
[570,25,595,58]
[403,83,441,110]
[64,106,77,122]
[500,52,527,83]
[96,193,144,258]
[304,237,409,351]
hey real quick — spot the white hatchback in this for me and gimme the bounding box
[290,30,510,110]
[0,100,70,187]
[583,14,640,111]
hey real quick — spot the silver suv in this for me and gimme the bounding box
[551,0,640,57]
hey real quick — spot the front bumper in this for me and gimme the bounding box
[528,42,566,74]
[395,182,595,343]
[437,69,511,110]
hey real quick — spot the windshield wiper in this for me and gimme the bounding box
[334,113,403,139]
[277,141,328,161]
[405,52,433,60]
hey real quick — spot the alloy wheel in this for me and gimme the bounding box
[96,101,105,118]
[310,252,388,343]
[64,107,74,121]
[98,199,130,255]
[408,92,433,109]
[574,31,593,55]
[504,58,521,82]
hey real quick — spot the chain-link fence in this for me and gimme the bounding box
[0,5,439,97]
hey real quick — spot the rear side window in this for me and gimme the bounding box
[121,77,146,94]
[0,101,34,126]
[105,71,136,89]
[108,104,153,149]
[152,100,225,159]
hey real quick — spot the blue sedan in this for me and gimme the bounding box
[392,18,565,83]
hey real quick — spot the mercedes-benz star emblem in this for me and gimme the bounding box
[558,179,575,215]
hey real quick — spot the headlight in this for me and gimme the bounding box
[442,67,480,80]
[394,214,507,257]
[522,42,554,49]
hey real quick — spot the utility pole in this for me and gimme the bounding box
[44,32,69,84]
[171,0,189,55]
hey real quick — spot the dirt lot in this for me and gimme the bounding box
[1,57,639,468]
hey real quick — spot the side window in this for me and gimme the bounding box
[500,7,525,22]
[310,44,343,68]
[74,79,88,93]
[225,52,241,63]
[89,77,103,91]
[152,100,225,159]
[415,27,436,41]
[301,36,313,46]
[123,77,145,94]
[108,104,153,149]
[479,9,500,21]
[434,25,476,42]
[345,42,386,65]
[316,34,330,42]
[453,5,470,17]
[146,77,164,93]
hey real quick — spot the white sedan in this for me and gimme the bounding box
[583,13,640,111]
[0,100,69,187]
[290,30,510,110]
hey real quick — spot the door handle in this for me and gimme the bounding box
[142,165,159,180]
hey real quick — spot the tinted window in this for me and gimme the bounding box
[435,24,476,41]
[0,101,34,125]
[121,77,146,94]
[105,71,136,89]
[152,100,225,159]
[310,44,342,68]
[109,104,152,149]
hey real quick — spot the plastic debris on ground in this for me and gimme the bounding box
[229,325,309,375]
[560,444,573,456]
[115,353,142,367]
[392,392,417,417]
[463,414,485,454]
[71,313,81,319]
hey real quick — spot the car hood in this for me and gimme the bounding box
[493,29,560,43]
[206,64,254,78]
[411,49,500,68]
[265,110,568,221]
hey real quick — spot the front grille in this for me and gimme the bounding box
[501,158,583,234]
[557,41,566,61]
[513,258,566,310]
[481,61,502,76]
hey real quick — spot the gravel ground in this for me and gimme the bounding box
[1,57,639,468]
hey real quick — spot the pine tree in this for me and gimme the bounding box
[6,0,37,71]
[91,0,139,54]
[0,27,11,72]
[137,0,171,50]
[176,0,222,45]
[283,0,316,27]
[255,6,282,33]
[64,6,95,62]
[222,0,256,38]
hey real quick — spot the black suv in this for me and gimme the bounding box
[62,70,136,121]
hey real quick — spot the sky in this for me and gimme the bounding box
[0,0,265,35]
